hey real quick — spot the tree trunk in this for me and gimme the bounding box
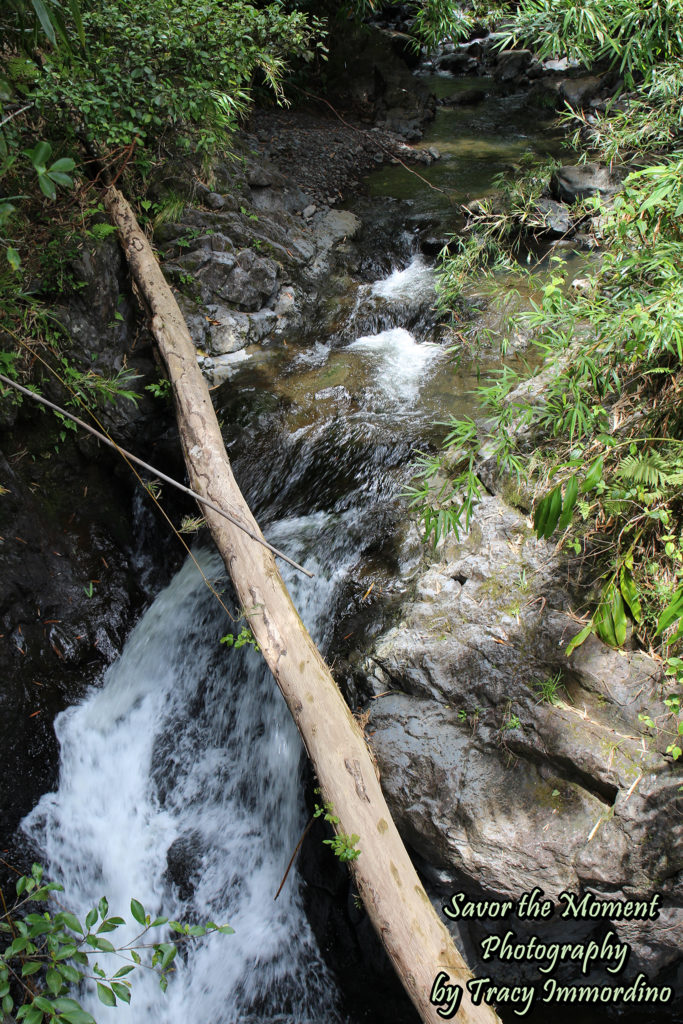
[103,185,500,1024]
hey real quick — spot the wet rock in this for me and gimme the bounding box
[369,693,616,895]
[494,48,532,82]
[310,210,362,249]
[359,492,678,990]
[193,248,278,311]
[559,75,604,109]
[440,88,486,107]
[552,162,624,203]
[437,51,479,75]
[199,349,251,386]
[165,831,203,902]
[204,307,251,355]
[535,197,573,236]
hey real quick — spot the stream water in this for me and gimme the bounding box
[22,81,565,1022]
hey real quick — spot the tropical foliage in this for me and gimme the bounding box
[412,0,683,759]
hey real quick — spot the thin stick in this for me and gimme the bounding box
[273,816,314,901]
[0,374,313,579]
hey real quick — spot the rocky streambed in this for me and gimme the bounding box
[1,20,681,1024]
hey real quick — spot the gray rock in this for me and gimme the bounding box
[303,204,317,219]
[494,49,532,82]
[552,162,624,203]
[203,306,251,355]
[359,491,678,983]
[438,51,479,75]
[440,88,486,107]
[194,248,278,311]
[558,75,604,109]
[544,57,571,72]
[205,192,226,210]
[369,693,616,896]
[175,294,210,349]
[535,197,573,236]
[310,210,362,250]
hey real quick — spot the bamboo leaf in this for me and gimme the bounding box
[620,565,642,623]
[31,0,56,45]
[558,474,579,531]
[581,455,604,493]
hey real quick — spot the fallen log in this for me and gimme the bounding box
[103,184,500,1024]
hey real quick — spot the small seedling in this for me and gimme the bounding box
[220,626,260,652]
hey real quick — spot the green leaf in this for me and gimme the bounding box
[7,247,21,271]
[216,924,235,934]
[85,908,97,930]
[595,585,627,648]
[534,483,563,540]
[26,141,52,171]
[24,1004,43,1024]
[57,964,82,984]
[46,967,63,995]
[187,925,206,937]
[68,0,85,49]
[55,944,78,960]
[49,158,76,173]
[57,912,83,935]
[158,943,176,969]
[150,916,168,927]
[52,998,83,1014]
[31,0,57,46]
[96,984,116,1007]
[130,899,146,926]
[113,966,135,978]
[2,994,14,1015]
[94,937,115,953]
[48,171,74,188]
[38,173,57,200]
[656,587,683,636]
[59,1011,97,1024]
[111,983,131,1004]
[558,475,579,531]
[620,566,642,623]
[98,898,108,920]
[581,456,604,493]
[22,962,42,977]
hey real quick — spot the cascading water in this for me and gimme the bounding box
[23,514,362,1023]
[21,242,445,1021]
[19,79,563,1020]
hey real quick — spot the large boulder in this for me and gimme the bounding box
[494,49,532,82]
[358,494,680,995]
[552,162,624,203]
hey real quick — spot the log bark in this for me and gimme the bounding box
[103,185,500,1024]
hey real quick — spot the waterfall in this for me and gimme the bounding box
[22,247,445,1023]
[23,514,358,1023]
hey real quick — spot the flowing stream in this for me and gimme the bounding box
[23,80,564,1022]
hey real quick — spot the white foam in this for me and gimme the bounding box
[349,326,441,403]
[370,255,435,303]
[22,524,355,1023]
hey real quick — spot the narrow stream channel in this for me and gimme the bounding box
[22,81,566,1021]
